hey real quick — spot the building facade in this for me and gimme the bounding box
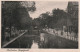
[67,1,78,34]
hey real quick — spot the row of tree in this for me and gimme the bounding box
[33,8,78,33]
[33,9,68,28]
[2,1,36,41]
[2,1,36,30]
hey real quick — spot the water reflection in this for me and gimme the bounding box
[31,40,38,49]
[5,35,33,48]
[4,32,78,48]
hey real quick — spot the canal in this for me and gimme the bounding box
[4,30,78,49]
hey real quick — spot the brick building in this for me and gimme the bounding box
[67,1,78,33]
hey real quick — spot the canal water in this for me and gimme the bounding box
[4,33,39,48]
[4,31,78,48]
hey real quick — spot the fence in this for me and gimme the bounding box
[43,28,78,42]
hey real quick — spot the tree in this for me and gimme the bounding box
[2,1,36,41]
[51,8,69,28]
[2,1,20,39]
[20,1,36,12]
[33,12,51,28]
[2,1,36,29]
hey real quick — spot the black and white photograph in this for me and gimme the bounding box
[1,1,78,49]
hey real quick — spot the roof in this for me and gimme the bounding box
[68,2,78,6]
[72,2,78,5]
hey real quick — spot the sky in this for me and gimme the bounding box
[29,1,68,19]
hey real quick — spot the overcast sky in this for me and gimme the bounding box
[29,1,68,19]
